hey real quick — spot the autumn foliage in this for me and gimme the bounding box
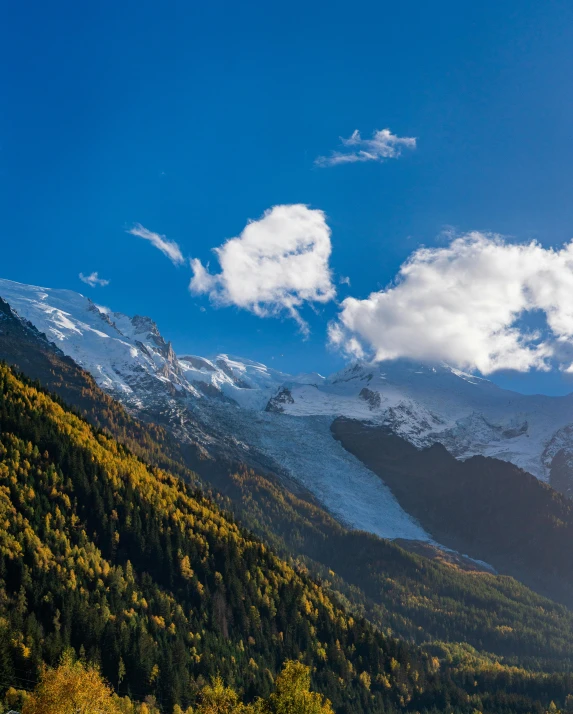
[22,652,120,714]
[4,362,573,712]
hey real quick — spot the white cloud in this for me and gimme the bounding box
[128,223,184,265]
[330,233,573,374]
[190,204,336,334]
[316,128,416,167]
[79,272,109,287]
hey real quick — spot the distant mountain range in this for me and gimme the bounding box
[3,278,573,486]
[4,277,573,605]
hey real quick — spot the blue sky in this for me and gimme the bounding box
[3,1,573,394]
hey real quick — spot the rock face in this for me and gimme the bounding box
[4,276,573,541]
[265,387,295,412]
[359,387,381,410]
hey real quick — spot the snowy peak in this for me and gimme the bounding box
[0,294,58,350]
[177,353,328,410]
[0,278,193,402]
[327,359,494,397]
[178,353,288,409]
[130,314,161,336]
[4,276,573,514]
[211,357,572,483]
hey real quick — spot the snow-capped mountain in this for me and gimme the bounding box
[3,277,573,542]
[0,279,194,404]
[0,279,430,541]
[263,360,573,483]
[175,350,573,486]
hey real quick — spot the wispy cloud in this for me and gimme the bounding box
[190,204,336,335]
[128,223,185,265]
[316,128,416,167]
[79,272,110,287]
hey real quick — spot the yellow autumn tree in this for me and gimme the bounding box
[196,676,247,714]
[268,661,333,714]
[22,651,121,714]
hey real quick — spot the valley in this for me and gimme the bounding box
[4,277,573,712]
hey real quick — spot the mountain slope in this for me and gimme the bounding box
[9,278,573,610]
[7,365,573,713]
[4,277,573,506]
[0,362,436,713]
[8,289,573,674]
[0,278,430,542]
[0,296,204,481]
[264,360,573,486]
[332,417,573,608]
[224,465,573,669]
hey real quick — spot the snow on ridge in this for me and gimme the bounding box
[0,277,191,402]
[5,277,573,538]
[270,360,573,481]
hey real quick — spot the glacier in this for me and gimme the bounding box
[3,276,573,543]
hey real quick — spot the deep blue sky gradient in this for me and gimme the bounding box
[2,1,573,393]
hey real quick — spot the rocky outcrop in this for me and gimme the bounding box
[359,387,381,410]
[265,387,295,413]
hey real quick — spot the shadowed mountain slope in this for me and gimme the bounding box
[332,417,573,608]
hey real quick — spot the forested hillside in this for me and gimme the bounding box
[5,297,573,675]
[5,364,573,712]
[216,465,573,670]
[0,363,443,713]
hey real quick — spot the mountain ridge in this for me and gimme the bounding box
[3,276,573,511]
[7,282,573,662]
